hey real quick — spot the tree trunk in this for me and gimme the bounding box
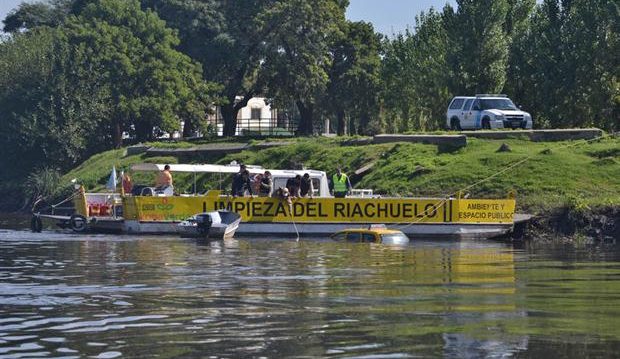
[134,120,152,143]
[112,118,122,149]
[182,118,195,138]
[296,100,314,135]
[221,94,253,137]
[359,112,370,135]
[348,114,356,135]
[336,110,346,136]
[221,102,237,137]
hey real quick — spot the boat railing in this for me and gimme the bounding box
[349,189,375,198]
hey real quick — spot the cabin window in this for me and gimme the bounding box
[346,232,360,242]
[361,233,376,243]
[332,233,346,241]
[273,176,321,196]
[471,99,481,111]
[449,98,465,110]
[311,178,320,196]
[463,99,473,111]
[273,178,289,192]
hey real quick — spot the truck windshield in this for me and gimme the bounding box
[380,233,409,245]
[480,99,517,110]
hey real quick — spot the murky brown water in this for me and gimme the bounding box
[1,225,620,358]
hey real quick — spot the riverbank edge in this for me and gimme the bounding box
[4,200,617,243]
[4,134,619,242]
[524,205,619,243]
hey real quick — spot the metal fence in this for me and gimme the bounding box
[211,117,299,137]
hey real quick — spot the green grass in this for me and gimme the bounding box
[62,136,620,215]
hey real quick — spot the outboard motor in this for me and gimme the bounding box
[195,213,213,237]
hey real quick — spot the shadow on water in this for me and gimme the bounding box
[1,222,620,357]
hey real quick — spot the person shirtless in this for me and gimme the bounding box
[155,165,173,194]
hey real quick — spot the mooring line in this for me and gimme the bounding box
[287,201,300,241]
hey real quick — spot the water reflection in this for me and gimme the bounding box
[0,230,619,357]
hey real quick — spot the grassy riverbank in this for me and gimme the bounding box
[44,135,620,239]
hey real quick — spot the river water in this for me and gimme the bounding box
[1,227,620,358]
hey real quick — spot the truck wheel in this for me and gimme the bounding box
[450,118,462,131]
[482,117,491,129]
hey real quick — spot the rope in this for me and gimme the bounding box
[396,131,618,230]
[291,215,300,241]
[32,190,81,214]
[50,191,80,209]
[287,201,300,241]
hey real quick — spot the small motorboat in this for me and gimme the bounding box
[178,211,242,240]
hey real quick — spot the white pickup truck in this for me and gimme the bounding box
[446,94,533,130]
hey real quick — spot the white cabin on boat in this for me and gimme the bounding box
[130,163,331,197]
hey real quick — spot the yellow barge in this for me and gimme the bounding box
[39,163,527,239]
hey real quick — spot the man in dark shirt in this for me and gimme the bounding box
[232,170,253,197]
[300,173,314,198]
[286,175,301,198]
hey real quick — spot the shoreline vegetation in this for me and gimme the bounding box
[1,1,617,242]
[12,134,619,242]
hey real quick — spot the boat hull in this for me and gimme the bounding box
[42,214,524,240]
[177,223,239,239]
[63,190,525,240]
[120,220,513,240]
[177,211,241,240]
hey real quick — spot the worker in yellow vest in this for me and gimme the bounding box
[330,167,352,198]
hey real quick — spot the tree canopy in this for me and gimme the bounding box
[0,0,218,201]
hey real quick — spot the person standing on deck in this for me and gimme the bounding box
[122,171,133,195]
[155,165,173,195]
[330,167,352,198]
[232,170,254,197]
[259,171,273,197]
[251,173,263,194]
[300,173,314,198]
[286,175,301,198]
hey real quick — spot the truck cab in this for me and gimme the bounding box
[446,94,533,130]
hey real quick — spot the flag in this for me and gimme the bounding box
[106,166,117,191]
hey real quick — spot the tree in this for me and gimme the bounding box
[380,32,417,133]
[143,0,273,137]
[562,0,619,130]
[2,0,72,33]
[0,29,71,176]
[504,0,536,110]
[380,9,450,132]
[0,0,218,189]
[406,10,451,130]
[508,0,618,130]
[443,0,510,94]
[326,21,382,135]
[261,0,347,135]
[504,0,536,36]
[62,0,216,146]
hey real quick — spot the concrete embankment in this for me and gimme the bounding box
[130,129,606,159]
[463,128,604,141]
[373,134,467,148]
